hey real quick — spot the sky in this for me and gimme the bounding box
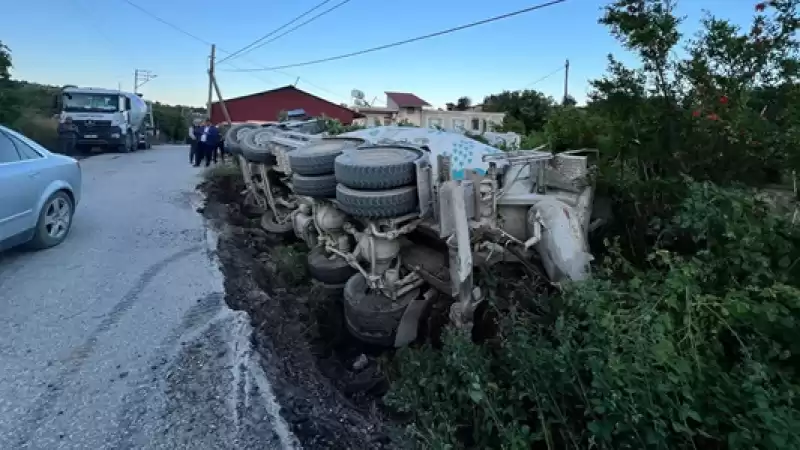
[3,0,758,108]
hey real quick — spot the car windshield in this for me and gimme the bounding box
[62,93,120,112]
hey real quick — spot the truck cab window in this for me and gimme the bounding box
[62,93,120,112]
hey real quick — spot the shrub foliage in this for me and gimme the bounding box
[385,1,800,449]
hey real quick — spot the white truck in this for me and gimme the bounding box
[225,122,596,347]
[54,86,153,153]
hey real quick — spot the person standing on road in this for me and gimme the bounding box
[213,121,229,164]
[194,119,219,167]
[188,119,202,165]
[57,116,79,156]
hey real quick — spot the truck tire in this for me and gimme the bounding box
[225,123,259,155]
[292,173,337,198]
[335,184,418,219]
[334,145,422,190]
[260,209,293,236]
[119,131,133,153]
[288,140,361,176]
[343,272,419,346]
[241,130,277,165]
[307,246,355,285]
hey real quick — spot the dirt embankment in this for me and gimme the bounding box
[198,169,400,450]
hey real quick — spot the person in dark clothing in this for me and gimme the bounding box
[57,117,80,156]
[193,119,220,167]
[213,122,229,163]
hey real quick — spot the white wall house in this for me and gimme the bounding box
[353,92,506,133]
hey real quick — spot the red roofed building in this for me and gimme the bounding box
[385,92,431,108]
[210,85,362,125]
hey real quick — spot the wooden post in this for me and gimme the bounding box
[563,59,570,104]
[206,44,215,120]
[211,75,232,124]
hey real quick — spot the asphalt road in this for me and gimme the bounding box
[0,146,297,450]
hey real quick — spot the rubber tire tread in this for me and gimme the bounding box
[343,273,410,346]
[260,210,293,235]
[289,140,360,176]
[225,123,259,155]
[28,191,73,250]
[307,247,355,285]
[241,130,277,165]
[335,184,417,219]
[118,132,133,153]
[292,173,337,198]
[334,147,421,190]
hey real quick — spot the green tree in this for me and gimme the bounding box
[0,41,21,126]
[482,89,555,134]
[456,96,472,111]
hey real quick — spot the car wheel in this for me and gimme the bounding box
[28,191,74,250]
[307,246,355,285]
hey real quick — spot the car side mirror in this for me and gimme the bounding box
[52,94,61,110]
[125,97,132,110]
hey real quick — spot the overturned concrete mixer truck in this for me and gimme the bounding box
[224,121,596,347]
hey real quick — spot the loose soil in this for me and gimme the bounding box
[196,166,550,449]
[198,169,401,450]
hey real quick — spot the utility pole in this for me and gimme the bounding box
[207,44,215,120]
[134,69,157,94]
[562,59,570,104]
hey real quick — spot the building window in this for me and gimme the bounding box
[452,119,466,131]
[427,118,443,129]
[373,117,381,127]
[471,118,481,131]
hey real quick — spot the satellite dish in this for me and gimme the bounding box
[351,89,365,100]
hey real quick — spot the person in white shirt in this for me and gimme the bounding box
[188,119,201,165]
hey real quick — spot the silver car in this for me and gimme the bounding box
[0,125,82,251]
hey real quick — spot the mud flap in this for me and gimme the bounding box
[394,289,437,347]
[530,197,593,282]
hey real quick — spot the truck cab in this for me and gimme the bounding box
[55,87,146,153]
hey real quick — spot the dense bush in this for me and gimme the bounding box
[388,182,800,449]
[385,1,800,449]
[13,113,59,150]
[544,105,608,151]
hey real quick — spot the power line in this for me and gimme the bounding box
[523,65,564,88]
[226,0,567,72]
[220,0,353,64]
[119,0,214,47]
[116,0,351,102]
[218,0,346,64]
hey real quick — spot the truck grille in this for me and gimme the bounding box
[76,120,112,128]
